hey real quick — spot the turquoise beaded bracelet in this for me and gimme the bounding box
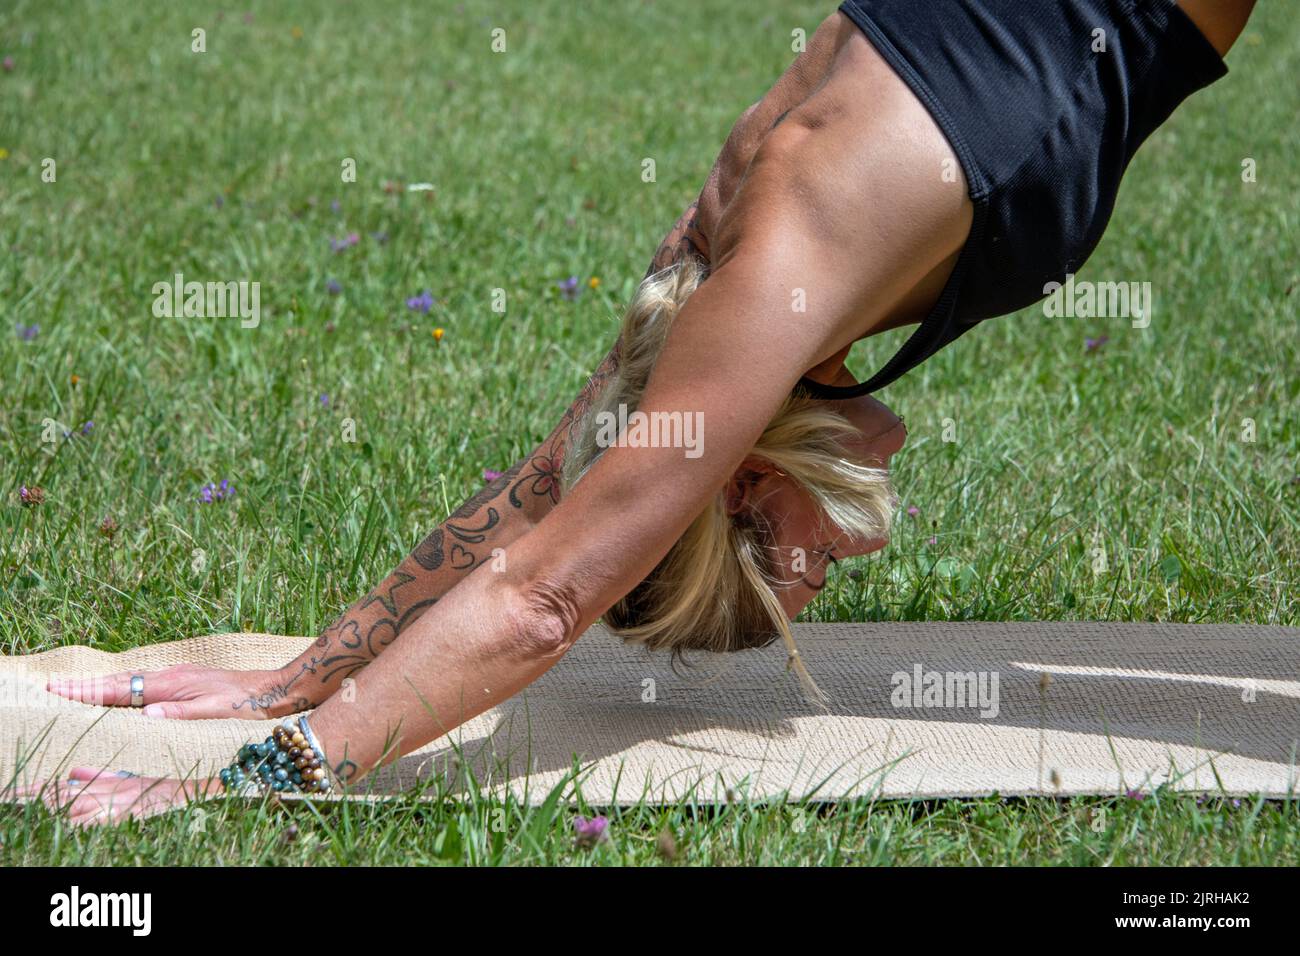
[219,716,336,797]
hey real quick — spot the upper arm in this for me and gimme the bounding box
[506,96,970,637]
[506,217,859,636]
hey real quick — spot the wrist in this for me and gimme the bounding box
[261,666,322,718]
[217,719,337,797]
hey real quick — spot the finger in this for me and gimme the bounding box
[69,809,108,828]
[68,794,116,828]
[46,672,123,705]
[47,778,134,810]
[67,767,136,783]
[10,778,92,810]
[10,778,77,801]
[10,782,48,801]
[49,667,193,708]
[33,780,79,812]
[46,670,141,707]
[142,699,200,719]
[71,785,161,827]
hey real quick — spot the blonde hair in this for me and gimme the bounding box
[560,257,896,705]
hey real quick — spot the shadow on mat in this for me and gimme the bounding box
[360,622,1299,795]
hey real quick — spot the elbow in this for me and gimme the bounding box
[501,576,584,662]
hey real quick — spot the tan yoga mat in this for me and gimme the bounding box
[1,623,1297,804]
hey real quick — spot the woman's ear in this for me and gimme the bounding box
[725,457,773,516]
[724,471,753,516]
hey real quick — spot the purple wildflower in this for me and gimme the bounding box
[1124,789,1146,801]
[326,279,342,295]
[906,505,920,518]
[198,479,235,504]
[2,57,13,73]
[16,323,38,341]
[214,195,225,209]
[557,276,581,301]
[320,393,330,408]
[1084,335,1109,353]
[928,535,937,546]
[573,815,609,848]
[330,199,341,214]
[482,468,504,483]
[80,421,93,435]
[406,290,434,313]
[330,232,360,253]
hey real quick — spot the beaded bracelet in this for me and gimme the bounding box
[219,716,336,797]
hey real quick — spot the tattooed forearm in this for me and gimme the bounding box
[412,528,444,571]
[509,453,562,508]
[647,199,710,278]
[271,195,663,712]
[449,461,523,521]
[359,571,419,616]
[285,378,603,706]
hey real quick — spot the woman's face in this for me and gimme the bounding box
[726,395,907,619]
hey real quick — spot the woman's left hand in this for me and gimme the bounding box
[14,768,212,827]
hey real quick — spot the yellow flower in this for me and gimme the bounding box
[291,26,304,39]
[432,328,444,341]
[588,276,601,289]
[0,148,9,160]
[70,374,80,385]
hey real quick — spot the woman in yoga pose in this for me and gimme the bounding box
[24,0,1254,823]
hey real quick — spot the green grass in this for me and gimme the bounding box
[1,774,1296,867]
[1,0,1297,864]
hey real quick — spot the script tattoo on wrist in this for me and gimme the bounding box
[232,654,363,715]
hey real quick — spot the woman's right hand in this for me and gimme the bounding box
[46,664,309,720]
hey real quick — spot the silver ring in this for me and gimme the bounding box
[129,675,145,708]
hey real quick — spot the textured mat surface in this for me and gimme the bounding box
[2,623,1297,803]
